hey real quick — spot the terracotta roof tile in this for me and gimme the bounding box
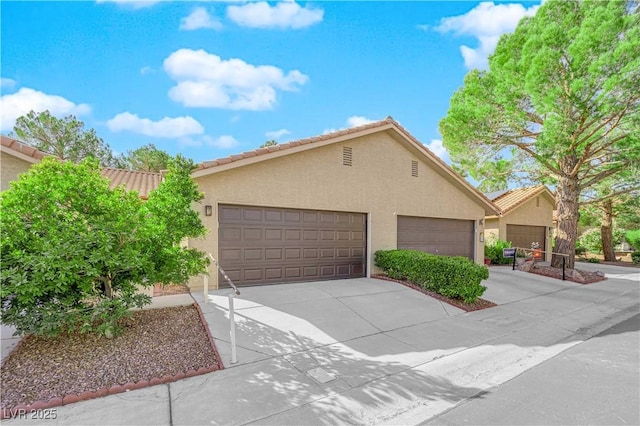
[1,135,49,162]
[489,185,552,214]
[101,168,162,199]
[196,118,396,171]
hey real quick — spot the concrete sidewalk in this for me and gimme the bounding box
[4,265,639,425]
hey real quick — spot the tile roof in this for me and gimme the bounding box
[102,168,162,199]
[195,116,499,215]
[197,117,399,170]
[489,185,554,214]
[1,135,49,162]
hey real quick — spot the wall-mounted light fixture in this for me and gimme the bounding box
[205,205,212,216]
[479,232,484,242]
[479,219,484,225]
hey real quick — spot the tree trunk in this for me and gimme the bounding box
[601,199,615,261]
[552,175,580,269]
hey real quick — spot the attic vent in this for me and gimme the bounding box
[343,146,353,166]
[411,160,418,177]
[536,196,540,207]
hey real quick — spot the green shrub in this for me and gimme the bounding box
[626,230,640,250]
[578,228,625,253]
[484,238,513,264]
[374,250,488,303]
[632,251,640,265]
[575,246,587,255]
[586,257,601,263]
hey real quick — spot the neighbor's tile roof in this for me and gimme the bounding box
[1,135,49,162]
[102,168,162,199]
[198,117,397,170]
[489,185,550,214]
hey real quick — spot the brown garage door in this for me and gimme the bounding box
[397,216,474,259]
[506,224,546,251]
[218,204,366,287]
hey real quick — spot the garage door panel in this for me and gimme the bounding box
[219,205,366,287]
[397,216,474,259]
[506,225,546,251]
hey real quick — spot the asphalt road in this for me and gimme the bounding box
[425,313,640,425]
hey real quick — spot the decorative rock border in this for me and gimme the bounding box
[0,301,224,420]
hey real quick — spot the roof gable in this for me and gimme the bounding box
[193,117,500,215]
[1,135,49,164]
[489,185,556,215]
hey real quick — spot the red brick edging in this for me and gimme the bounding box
[1,301,224,420]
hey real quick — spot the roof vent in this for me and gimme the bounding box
[411,160,418,177]
[343,146,352,166]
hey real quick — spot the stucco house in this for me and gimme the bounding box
[485,185,556,261]
[187,117,499,290]
[1,135,48,191]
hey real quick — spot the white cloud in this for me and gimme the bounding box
[163,48,308,110]
[265,128,290,140]
[207,135,239,149]
[139,66,154,75]
[1,78,17,89]
[106,112,204,138]
[435,2,539,70]
[96,0,159,9]
[346,116,375,128]
[178,134,240,149]
[0,87,91,132]
[227,1,323,29]
[323,115,377,134]
[424,139,450,161]
[180,7,223,31]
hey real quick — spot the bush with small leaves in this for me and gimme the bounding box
[375,250,488,303]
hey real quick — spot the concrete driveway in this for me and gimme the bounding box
[4,265,639,425]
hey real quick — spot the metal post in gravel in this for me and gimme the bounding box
[208,254,240,364]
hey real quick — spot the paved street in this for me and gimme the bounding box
[425,313,640,425]
[3,263,639,425]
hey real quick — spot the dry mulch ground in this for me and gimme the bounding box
[153,283,191,296]
[1,304,220,412]
[372,274,496,311]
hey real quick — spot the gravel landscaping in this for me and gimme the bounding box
[1,304,220,411]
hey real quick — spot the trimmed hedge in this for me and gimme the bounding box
[632,251,640,265]
[374,249,489,303]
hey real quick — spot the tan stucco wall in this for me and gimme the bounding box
[189,131,486,289]
[1,152,33,191]
[484,218,500,243]
[494,195,554,261]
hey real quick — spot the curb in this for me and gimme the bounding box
[371,274,497,312]
[0,302,223,420]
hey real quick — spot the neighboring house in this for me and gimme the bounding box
[0,135,48,191]
[485,185,556,261]
[101,168,162,200]
[187,117,499,290]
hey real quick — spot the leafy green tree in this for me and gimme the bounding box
[260,140,278,148]
[120,143,173,172]
[440,0,640,269]
[11,110,118,167]
[0,156,207,337]
[580,175,640,260]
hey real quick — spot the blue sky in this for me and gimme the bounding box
[1,0,541,165]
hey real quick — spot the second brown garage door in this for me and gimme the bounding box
[397,216,474,259]
[218,204,366,287]
[506,224,546,251]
